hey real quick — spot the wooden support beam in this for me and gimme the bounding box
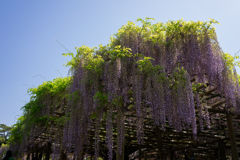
[170,150,175,160]
[156,129,163,160]
[45,142,51,160]
[35,150,39,159]
[208,108,225,113]
[204,87,216,95]
[214,148,219,160]
[31,152,34,160]
[218,140,226,160]
[139,144,142,160]
[39,153,43,160]
[226,113,239,160]
[210,100,227,109]
[60,146,67,160]
[144,152,147,160]
[26,154,30,160]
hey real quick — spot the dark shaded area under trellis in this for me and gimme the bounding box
[21,85,240,160]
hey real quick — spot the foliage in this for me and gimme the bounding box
[110,17,220,47]
[223,52,240,84]
[7,116,25,144]
[0,143,9,159]
[8,77,71,156]
[223,52,240,70]
[27,76,71,100]
[0,124,12,146]
[13,77,71,128]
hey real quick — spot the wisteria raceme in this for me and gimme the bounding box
[185,72,197,136]
[62,120,69,151]
[145,77,153,119]
[74,111,81,159]
[171,79,184,132]
[177,78,189,130]
[203,105,211,129]
[165,37,172,74]
[176,81,185,132]
[152,75,161,126]
[164,80,173,128]
[95,111,102,160]
[222,65,237,113]
[107,63,115,102]
[116,58,121,79]
[120,60,128,104]
[68,114,74,150]
[136,75,143,112]
[117,106,125,155]
[133,67,144,144]
[233,68,240,114]
[170,87,179,131]
[158,77,166,129]
[113,61,120,97]
[202,33,216,85]
[195,94,204,131]
[106,107,113,160]
[191,35,203,79]
[188,35,196,75]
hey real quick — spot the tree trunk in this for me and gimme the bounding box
[226,113,239,160]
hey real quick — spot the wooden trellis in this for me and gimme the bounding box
[23,81,240,160]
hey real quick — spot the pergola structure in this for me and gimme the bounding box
[10,18,240,160]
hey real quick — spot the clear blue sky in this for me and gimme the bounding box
[1,0,240,127]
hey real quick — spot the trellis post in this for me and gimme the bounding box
[139,143,142,160]
[45,142,51,160]
[226,113,239,160]
[214,148,219,160]
[156,128,163,160]
[60,147,67,160]
[218,140,226,160]
[31,152,34,160]
[144,152,147,160]
[170,150,175,160]
[39,153,43,160]
[26,153,30,160]
[35,150,38,159]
